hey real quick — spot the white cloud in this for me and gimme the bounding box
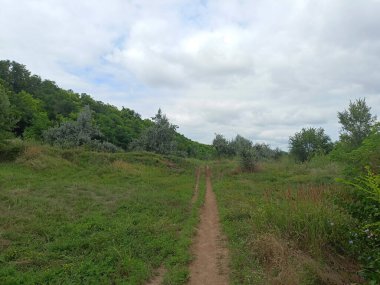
[1,0,379,149]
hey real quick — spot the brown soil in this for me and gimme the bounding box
[188,166,229,285]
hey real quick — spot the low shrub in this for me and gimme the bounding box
[239,148,257,172]
[87,140,121,153]
[337,168,380,283]
[0,139,24,162]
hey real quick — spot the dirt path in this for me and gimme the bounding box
[188,166,229,285]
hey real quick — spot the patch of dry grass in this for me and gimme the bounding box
[252,233,362,285]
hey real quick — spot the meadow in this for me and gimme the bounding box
[211,157,363,285]
[0,143,377,285]
[0,144,205,284]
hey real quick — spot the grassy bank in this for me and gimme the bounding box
[211,157,363,285]
[0,145,204,284]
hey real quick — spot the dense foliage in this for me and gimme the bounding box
[0,60,213,158]
[338,98,377,149]
[212,134,234,158]
[130,109,178,155]
[212,133,281,171]
[43,106,120,152]
[0,83,14,139]
[334,128,380,282]
[289,127,333,162]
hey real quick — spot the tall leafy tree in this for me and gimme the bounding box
[230,134,252,155]
[131,109,178,154]
[289,127,333,162]
[0,60,32,93]
[9,91,50,139]
[0,83,14,139]
[338,98,377,148]
[212,133,234,157]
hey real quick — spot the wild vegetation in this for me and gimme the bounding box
[0,60,213,158]
[0,60,379,284]
[208,99,379,284]
[0,145,205,284]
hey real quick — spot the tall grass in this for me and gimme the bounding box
[260,184,352,254]
[211,156,362,284]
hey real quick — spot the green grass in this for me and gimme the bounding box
[211,156,360,285]
[0,145,204,284]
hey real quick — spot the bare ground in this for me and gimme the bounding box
[188,166,229,285]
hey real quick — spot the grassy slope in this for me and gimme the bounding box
[211,157,362,285]
[0,145,205,285]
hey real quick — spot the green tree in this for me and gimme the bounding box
[230,134,252,155]
[131,109,178,154]
[239,148,258,172]
[10,91,50,139]
[289,127,333,162]
[212,133,234,158]
[338,98,377,149]
[0,60,31,93]
[44,106,106,148]
[0,83,13,139]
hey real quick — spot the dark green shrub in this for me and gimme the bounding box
[0,139,24,161]
[337,168,380,283]
[289,127,333,162]
[239,148,258,172]
[212,133,234,158]
[44,106,119,153]
[131,109,178,155]
[87,140,121,153]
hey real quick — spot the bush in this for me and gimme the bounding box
[43,106,119,153]
[213,133,234,158]
[87,140,121,153]
[131,109,178,155]
[239,148,258,172]
[337,168,380,282]
[289,127,333,162]
[0,139,24,161]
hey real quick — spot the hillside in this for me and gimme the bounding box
[0,60,213,158]
[1,59,379,284]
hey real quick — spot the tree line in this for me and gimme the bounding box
[289,98,378,163]
[0,60,213,158]
[211,133,284,171]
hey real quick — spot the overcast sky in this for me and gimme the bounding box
[1,0,379,149]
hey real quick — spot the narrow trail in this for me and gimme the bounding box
[188,166,229,285]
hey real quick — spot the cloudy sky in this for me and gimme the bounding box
[1,0,380,149]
